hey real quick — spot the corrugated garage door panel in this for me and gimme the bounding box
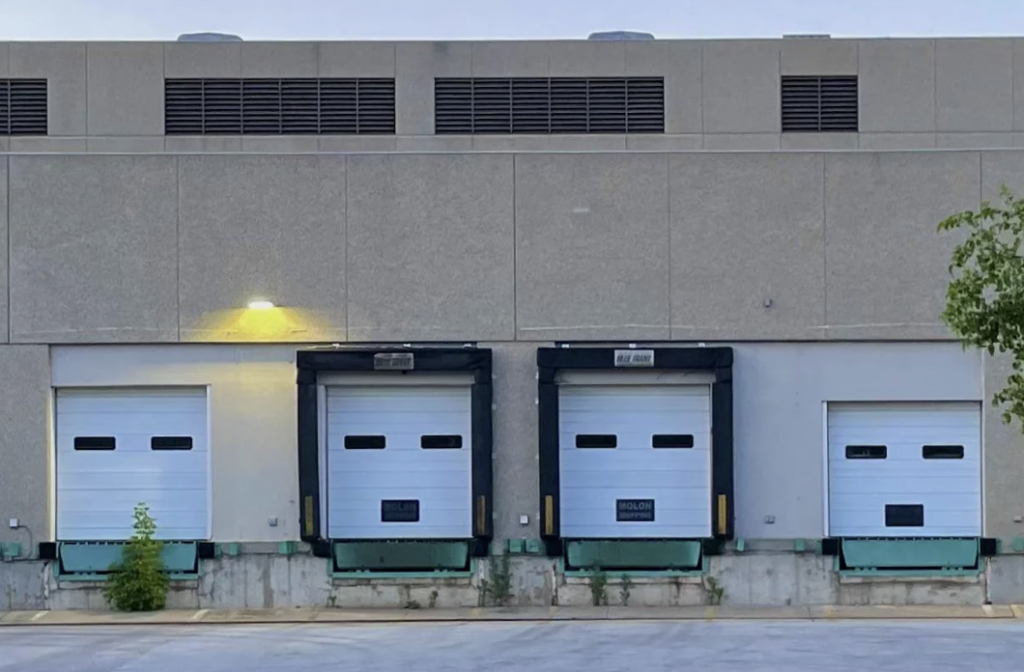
[326,385,472,539]
[828,402,981,538]
[56,388,209,541]
[559,385,712,539]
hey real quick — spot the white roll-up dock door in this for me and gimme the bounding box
[827,402,982,538]
[55,387,210,541]
[325,381,473,539]
[559,379,712,539]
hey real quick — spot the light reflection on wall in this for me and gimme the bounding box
[182,306,341,343]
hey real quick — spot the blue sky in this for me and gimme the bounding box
[3,0,1024,40]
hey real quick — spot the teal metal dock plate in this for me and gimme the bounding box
[333,540,470,572]
[840,538,980,572]
[566,540,703,571]
[57,541,200,577]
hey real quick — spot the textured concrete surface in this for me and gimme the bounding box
[936,38,1014,132]
[8,155,180,343]
[515,153,670,340]
[701,40,780,133]
[781,38,858,76]
[0,157,6,342]
[319,42,396,77]
[670,153,825,340]
[988,556,1024,604]
[164,42,242,78]
[3,620,1024,672]
[241,42,318,78]
[0,346,51,551]
[484,344,546,543]
[0,543,999,611]
[981,354,1024,540]
[0,150,996,344]
[346,154,515,341]
[86,43,164,136]
[177,155,347,342]
[859,39,937,132]
[823,151,979,339]
[981,149,1024,200]
[858,132,938,149]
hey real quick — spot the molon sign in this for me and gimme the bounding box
[616,499,655,522]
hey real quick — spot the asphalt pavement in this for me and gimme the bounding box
[2,619,1023,671]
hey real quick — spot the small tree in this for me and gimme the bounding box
[104,503,169,612]
[939,185,1024,424]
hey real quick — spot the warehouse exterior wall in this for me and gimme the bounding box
[2,150,1000,345]
[731,342,982,539]
[33,341,985,545]
[2,34,1024,606]
[2,38,1024,151]
[0,340,997,609]
[50,345,301,542]
[0,345,51,551]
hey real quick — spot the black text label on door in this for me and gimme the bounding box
[616,499,655,522]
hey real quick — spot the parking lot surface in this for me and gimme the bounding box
[2,619,1021,671]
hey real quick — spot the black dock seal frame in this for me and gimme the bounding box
[536,346,735,557]
[296,346,494,559]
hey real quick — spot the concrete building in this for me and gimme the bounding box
[2,35,1024,610]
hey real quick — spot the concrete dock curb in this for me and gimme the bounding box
[2,605,1024,626]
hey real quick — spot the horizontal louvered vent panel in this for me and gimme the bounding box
[435,77,664,134]
[165,78,395,135]
[781,76,858,132]
[0,79,48,136]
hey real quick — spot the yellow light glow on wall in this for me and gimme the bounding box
[185,303,337,343]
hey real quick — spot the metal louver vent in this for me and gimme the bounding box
[435,77,664,134]
[164,78,395,135]
[0,79,48,135]
[781,76,858,132]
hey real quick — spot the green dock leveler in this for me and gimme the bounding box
[821,537,999,576]
[560,538,722,574]
[328,540,476,577]
[42,540,216,580]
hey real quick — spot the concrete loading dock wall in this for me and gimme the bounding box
[0,148,1022,606]
[0,341,1008,609]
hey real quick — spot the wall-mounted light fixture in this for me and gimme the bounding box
[247,300,275,310]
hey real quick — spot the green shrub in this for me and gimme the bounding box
[104,503,169,612]
[588,569,608,606]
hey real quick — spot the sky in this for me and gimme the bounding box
[2,0,1024,41]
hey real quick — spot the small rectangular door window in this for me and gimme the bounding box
[845,445,887,459]
[74,436,116,451]
[421,435,463,449]
[652,434,694,448]
[345,435,386,449]
[151,436,193,451]
[922,445,964,459]
[575,434,617,449]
